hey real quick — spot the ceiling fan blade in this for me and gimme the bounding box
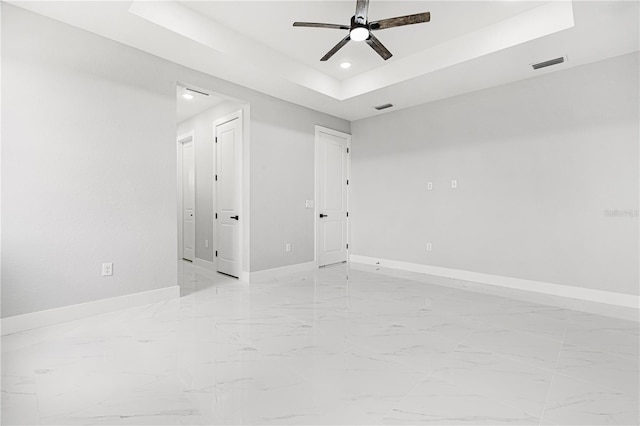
[293,22,350,30]
[320,34,351,61]
[366,33,392,60]
[355,0,370,24]
[369,12,431,30]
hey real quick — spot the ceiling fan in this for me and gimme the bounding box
[293,0,431,61]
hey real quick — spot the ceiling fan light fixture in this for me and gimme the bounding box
[350,26,369,42]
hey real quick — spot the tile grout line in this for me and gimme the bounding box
[538,312,572,425]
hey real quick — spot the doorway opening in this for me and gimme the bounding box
[176,82,250,280]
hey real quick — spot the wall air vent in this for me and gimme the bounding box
[374,103,394,111]
[531,56,565,70]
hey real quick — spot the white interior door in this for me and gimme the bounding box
[215,115,242,277]
[316,127,350,267]
[181,137,195,261]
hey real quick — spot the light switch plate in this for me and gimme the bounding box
[305,200,315,208]
[427,182,433,190]
[451,179,457,189]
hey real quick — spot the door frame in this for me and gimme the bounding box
[314,125,351,267]
[177,130,196,261]
[213,109,246,279]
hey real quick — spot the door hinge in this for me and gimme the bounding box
[346,243,349,249]
[346,179,349,185]
[347,147,349,153]
[215,213,218,219]
[215,137,218,143]
[215,250,218,257]
[215,174,218,181]
[346,212,349,217]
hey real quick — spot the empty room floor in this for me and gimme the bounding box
[2,262,638,425]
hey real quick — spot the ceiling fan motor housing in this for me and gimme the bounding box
[351,15,367,28]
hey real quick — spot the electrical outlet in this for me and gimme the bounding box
[205,240,209,248]
[285,243,292,252]
[451,179,457,189]
[426,243,432,252]
[427,181,433,190]
[305,200,315,208]
[102,263,113,276]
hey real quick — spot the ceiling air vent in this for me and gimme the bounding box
[374,103,394,111]
[185,87,210,96]
[531,56,565,70]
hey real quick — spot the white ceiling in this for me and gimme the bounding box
[180,1,544,80]
[9,1,639,121]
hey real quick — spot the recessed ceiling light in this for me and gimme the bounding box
[340,62,352,69]
[181,87,210,100]
[181,87,194,100]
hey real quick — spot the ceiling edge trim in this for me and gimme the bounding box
[128,0,343,99]
[339,1,576,100]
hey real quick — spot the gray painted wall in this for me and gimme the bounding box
[249,97,351,271]
[1,4,349,317]
[177,101,243,263]
[351,53,639,296]
[2,4,178,318]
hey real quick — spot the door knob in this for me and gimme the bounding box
[230,215,239,220]
[319,213,328,218]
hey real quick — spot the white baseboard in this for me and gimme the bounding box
[350,255,639,309]
[190,258,250,282]
[1,286,180,336]
[249,261,317,282]
[193,258,216,272]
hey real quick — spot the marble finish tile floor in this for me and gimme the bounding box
[2,262,638,425]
